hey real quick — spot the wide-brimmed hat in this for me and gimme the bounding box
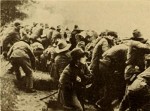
[107,31,118,38]
[50,26,55,30]
[132,29,140,35]
[132,29,142,38]
[55,40,71,53]
[70,48,87,60]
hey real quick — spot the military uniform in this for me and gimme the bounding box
[7,41,36,92]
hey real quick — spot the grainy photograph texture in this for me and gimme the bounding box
[1,0,150,111]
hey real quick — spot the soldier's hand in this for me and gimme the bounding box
[76,76,81,82]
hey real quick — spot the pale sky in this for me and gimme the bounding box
[23,0,150,38]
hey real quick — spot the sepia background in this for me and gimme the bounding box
[1,0,150,38]
[1,0,150,111]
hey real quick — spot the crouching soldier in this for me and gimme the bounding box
[57,48,92,111]
[119,39,150,111]
[7,36,36,93]
[95,44,128,111]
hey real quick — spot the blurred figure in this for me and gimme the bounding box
[30,41,44,71]
[30,23,43,43]
[64,27,71,43]
[41,45,57,73]
[2,21,22,74]
[106,31,118,47]
[85,30,98,61]
[2,20,22,59]
[40,23,50,48]
[47,26,55,46]
[75,31,86,45]
[31,22,38,34]
[53,40,71,83]
[51,25,62,46]
[76,41,86,51]
[20,25,31,40]
[70,25,84,50]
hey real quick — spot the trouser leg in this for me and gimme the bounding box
[61,86,83,111]
[91,70,105,102]
[115,71,126,101]
[11,58,21,80]
[96,67,114,111]
[26,73,33,89]
[128,91,138,111]
[21,58,33,89]
[119,91,129,111]
[72,92,83,111]
[7,65,14,74]
[15,67,21,81]
[96,79,114,111]
[98,85,114,111]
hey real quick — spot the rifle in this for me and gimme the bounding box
[40,91,58,101]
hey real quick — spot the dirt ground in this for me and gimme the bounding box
[1,58,119,111]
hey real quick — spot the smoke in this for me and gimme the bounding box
[20,0,150,38]
[20,1,78,29]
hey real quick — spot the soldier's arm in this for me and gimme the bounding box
[102,39,109,52]
[133,41,150,49]
[7,45,14,59]
[27,45,36,69]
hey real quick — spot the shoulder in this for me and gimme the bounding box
[98,38,108,45]
[62,65,71,74]
[130,40,146,48]
[5,29,15,37]
[13,41,22,45]
[15,41,30,47]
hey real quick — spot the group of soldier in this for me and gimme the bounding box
[1,20,150,111]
